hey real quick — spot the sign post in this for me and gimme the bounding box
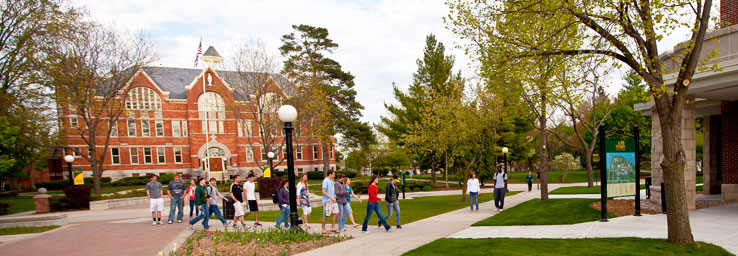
[598,125,607,222]
[633,125,641,216]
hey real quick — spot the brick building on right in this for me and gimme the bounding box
[636,0,738,209]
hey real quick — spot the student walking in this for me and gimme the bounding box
[230,175,247,229]
[243,174,262,228]
[166,174,186,224]
[321,171,339,234]
[334,174,349,232]
[275,179,291,229]
[526,171,534,192]
[297,174,312,230]
[467,171,481,212]
[188,178,211,230]
[381,175,402,229]
[362,175,393,233]
[146,174,164,226]
[345,178,362,228]
[206,178,229,226]
[185,179,198,218]
[493,168,508,211]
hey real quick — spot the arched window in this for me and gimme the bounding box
[198,92,226,133]
[125,87,162,110]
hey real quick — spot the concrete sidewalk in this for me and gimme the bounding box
[449,203,738,254]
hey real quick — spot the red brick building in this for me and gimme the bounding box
[59,47,336,181]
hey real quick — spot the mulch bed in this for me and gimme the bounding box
[589,199,661,216]
[172,230,350,256]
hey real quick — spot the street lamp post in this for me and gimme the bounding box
[63,155,75,185]
[267,152,275,175]
[502,147,509,174]
[278,105,301,232]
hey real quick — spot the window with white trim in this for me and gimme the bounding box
[125,87,162,110]
[238,121,252,137]
[198,92,225,134]
[172,121,181,137]
[174,147,182,163]
[127,120,136,137]
[143,148,152,164]
[110,122,118,137]
[155,120,164,137]
[181,121,188,136]
[313,146,319,160]
[130,147,139,164]
[70,117,78,127]
[141,120,150,136]
[246,146,254,162]
[157,147,165,163]
[87,146,92,158]
[72,148,79,157]
[296,146,302,160]
[111,148,120,164]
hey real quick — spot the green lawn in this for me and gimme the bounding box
[404,238,731,256]
[0,226,60,236]
[48,186,142,195]
[0,196,35,215]
[218,192,519,225]
[473,198,615,226]
[550,184,647,194]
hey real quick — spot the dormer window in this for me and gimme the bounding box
[125,87,161,110]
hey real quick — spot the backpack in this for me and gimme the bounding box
[271,190,279,204]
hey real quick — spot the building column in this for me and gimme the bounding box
[721,101,738,202]
[703,115,722,195]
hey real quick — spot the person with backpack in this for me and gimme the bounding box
[206,178,229,226]
[230,175,247,229]
[275,179,291,229]
[494,167,509,211]
[188,178,210,230]
[381,175,402,229]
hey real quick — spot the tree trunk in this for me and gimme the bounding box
[431,165,437,183]
[322,143,330,176]
[444,153,449,188]
[584,152,594,188]
[93,164,102,195]
[660,109,694,244]
[539,114,549,200]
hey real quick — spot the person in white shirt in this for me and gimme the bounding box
[493,167,508,211]
[467,171,481,212]
[243,174,262,228]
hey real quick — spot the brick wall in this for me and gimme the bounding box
[721,101,738,184]
[723,0,738,27]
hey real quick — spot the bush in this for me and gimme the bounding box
[64,185,91,209]
[307,171,324,180]
[404,180,432,191]
[256,177,284,199]
[336,171,357,178]
[34,180,70,190]
[90,189,147,201]
[0,192,18,198]
[0,200,13,214]
[413,187,421,192]
[111,176,151,186]
[83,177,112,184]
[422,185,431,192]
[49,195,74,211]
[351,181,369,194]
[272,171,287,177]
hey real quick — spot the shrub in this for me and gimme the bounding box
[336,171,357,178]
[412,187,421,192]
[422,185,431,192]
[158,173,175,184]
[64,185,91,209]
[111,176,151,186]
[90,189,147,201]
[83,177,112,184]
[272,171,287,177]
[34,180,70,190]
[0,192,18,198]
[351,181,369,194]
[307,171,324,180]
[0,201,13,214]
[256,177,284,199]
[49,195,74,211]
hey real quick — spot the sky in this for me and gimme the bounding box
[71,0,706,127]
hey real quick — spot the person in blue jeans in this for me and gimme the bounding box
[206,178,229,226]
[334,174,350,231]
[362,176,393,233]
[467,171,481,212]
[188,178,210,230]
[275,179,291,228]
[381,175,401,229]
[167,174,186,223]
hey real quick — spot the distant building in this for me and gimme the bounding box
[57,46,336,181]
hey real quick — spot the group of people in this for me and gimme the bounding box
[144,173,262,230]
[465,167,509,212]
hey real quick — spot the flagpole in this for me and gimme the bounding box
[198,38,211,181]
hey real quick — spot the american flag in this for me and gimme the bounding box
[194,38,202,67]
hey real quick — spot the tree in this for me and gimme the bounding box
[280,24,372,176]
[377,34,457,183]
[447,0,717,244]
[50,23,156,194]
[550,152,579,182]
[606,70,652,156]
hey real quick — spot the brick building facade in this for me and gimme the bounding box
[59,47,336,181]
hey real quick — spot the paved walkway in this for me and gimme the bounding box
[449,203,738,254]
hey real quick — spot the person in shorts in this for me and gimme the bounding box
[321,170,339,234]
[145,174,164,226]
[297,174,312,230]
[230,175,247,229]
[243,174,262,228]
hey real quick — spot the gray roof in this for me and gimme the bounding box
[203,46,221,57]
[141,66,293,100]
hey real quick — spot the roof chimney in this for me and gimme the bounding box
[722,0,738,27]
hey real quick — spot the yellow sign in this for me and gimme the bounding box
[73,168,84,185]
[263,167,271,178]
[615,140,627,151]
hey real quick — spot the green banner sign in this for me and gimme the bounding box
[605,140,636,197]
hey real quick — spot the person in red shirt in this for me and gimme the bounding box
[361,175,394,233]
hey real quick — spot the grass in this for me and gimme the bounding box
[47,186,141,195]
[0,196,35,215]
[473,198,615,226]
[0,226,60,236]
[550,184,647,194]
[219,192,519,225]
[404,238,731,256]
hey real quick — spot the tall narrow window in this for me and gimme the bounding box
[182,121,188,136]
[237,121,243,137]
[330,145,334,159]
[141,120,150,136]
[72,148,79,157]
[70,117,78,127]
[244,122,251,137]
[157,147,165,163]
[296,146,302,160]
[246,147,254,162]
[172,121,181,137]
[88,146,93,158]
[313,146,319,160]
[110,122,118,137]
[174,147,182,163]
[111,148,120,164]
[127,120,136,137]
[143,148,152,164]
[261,147,267,162]
[130,147,139,164]
[155,120,164,137]
[126,87,162,110]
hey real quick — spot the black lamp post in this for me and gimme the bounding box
[502,147,508,173]
[267,151,275,176]
[278,105,301,232]
[64,155,75,185]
